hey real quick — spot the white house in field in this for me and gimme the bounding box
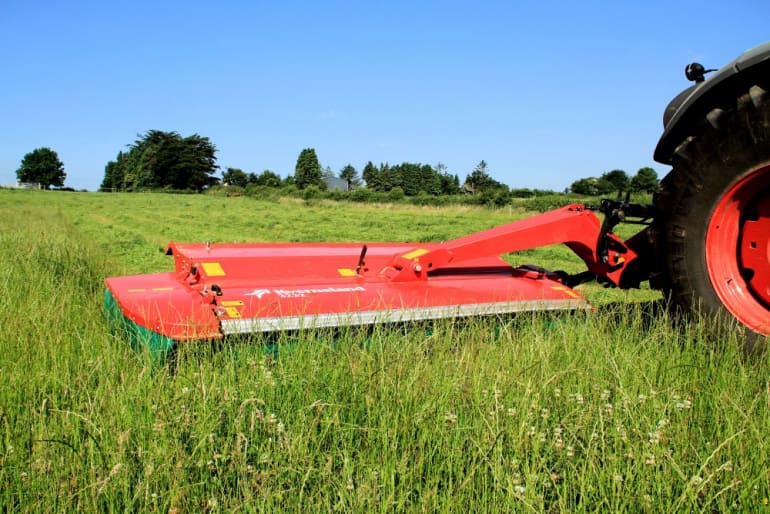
[1,181,42,189]
[16,182,42,189]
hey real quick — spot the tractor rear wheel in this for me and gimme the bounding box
[655,82,770,352]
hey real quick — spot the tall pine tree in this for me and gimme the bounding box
[362,161,381,190]
[294,148,323,189]
[339,164,360,190]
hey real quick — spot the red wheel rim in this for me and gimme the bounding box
[706,163,770,336]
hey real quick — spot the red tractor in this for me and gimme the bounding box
[105,42,770,360]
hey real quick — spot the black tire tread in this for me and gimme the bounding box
[654,76,770,352]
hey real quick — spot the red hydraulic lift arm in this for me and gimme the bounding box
[381,204,641,287]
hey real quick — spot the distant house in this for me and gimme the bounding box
[16,182,42,190]
[324,176,349,191]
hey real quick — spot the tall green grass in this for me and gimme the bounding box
[1,190,768,512]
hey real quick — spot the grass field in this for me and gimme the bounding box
[1,189,768,512]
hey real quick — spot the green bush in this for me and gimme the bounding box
[244,184,281,202]
[388,186,406,202]
[518,193,593,212]
[350,188,373,203]
[302,185,322,201]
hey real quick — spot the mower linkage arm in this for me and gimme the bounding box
[381,203,652,289]
[594,197,655,267]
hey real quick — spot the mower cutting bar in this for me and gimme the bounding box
[220,299,585,335]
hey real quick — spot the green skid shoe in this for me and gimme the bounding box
[104,289,177,366]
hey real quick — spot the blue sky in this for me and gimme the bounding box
[1,1,768,191]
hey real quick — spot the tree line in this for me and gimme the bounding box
[13,130,660,197]
[281,148,505,197]
[570,168,659,195]
[96,132,523,197]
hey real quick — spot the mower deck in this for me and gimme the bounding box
[105,204,645,361]
[105,241,589,343]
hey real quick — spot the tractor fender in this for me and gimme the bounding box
[654,41,770,164]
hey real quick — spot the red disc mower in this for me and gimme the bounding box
[105,42,770,362]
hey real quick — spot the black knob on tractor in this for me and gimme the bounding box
[685,62,716,83]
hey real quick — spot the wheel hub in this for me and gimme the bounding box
[706,164,770,335]
[740,192,770,306]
